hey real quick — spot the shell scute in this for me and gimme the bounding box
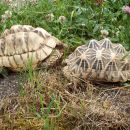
[3,32,44,55]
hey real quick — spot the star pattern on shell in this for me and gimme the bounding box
[63,38,130,83]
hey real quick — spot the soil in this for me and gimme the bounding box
[0,72,24,100]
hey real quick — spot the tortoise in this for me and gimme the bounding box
[63,38,130,84]
[0,25,65,71]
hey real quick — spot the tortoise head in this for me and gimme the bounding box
[53,36,68,50]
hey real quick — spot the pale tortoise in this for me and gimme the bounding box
[63,38,130,84]
[0,25,65,71]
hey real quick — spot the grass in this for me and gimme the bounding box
[0,0,130,130]
[1,0,130,49]
[1,68,130,130]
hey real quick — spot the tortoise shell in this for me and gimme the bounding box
[63,38,130,83]
[0,25,63,71]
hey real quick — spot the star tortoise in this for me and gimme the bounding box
[0,25,65,71]
[63,38,130,83]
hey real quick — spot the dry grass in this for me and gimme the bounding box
[0,68,130,130]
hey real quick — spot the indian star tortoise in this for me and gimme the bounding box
[63,38,130,83]
[0,25,65,71]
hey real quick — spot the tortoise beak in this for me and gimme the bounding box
[56,41,68,50]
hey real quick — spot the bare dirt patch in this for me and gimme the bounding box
[0,73,21,100]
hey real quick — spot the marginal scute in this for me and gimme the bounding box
[9,56,17,68]
[120,71,128,82]
[21,53,29,63]
[42,45,53,56]
[36,48,47,61]
[2,56,10,67]
[14,55,24,67]
[63,38,130,83]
